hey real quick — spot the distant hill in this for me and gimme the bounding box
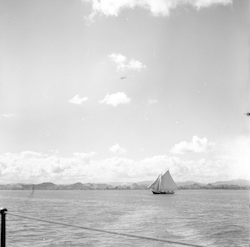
[176,181,206,187]
[211,179,250,187]
[0,179,249,190]
[177,179,250,190]
[108,182,134,187]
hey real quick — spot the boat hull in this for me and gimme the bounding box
[152,191,175,195]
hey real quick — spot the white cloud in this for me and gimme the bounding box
[20,151,45,159]
[0,151,97,184]
[99,92,131,106]
[170,136,214,154]
[109,53,127,64]
[74,152,97,159]
[83,0,232,19]
[109,143,127,154]
[108,53,146,71]
[215,136,250,180]
[0,138,249,184]
[193,0,232,9]
[2,114,15,117]
[68,95,88,105]
[127,59,146,71]
[74,152,97,164]
[148,99,158,104]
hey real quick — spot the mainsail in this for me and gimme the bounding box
[147,170,178,193]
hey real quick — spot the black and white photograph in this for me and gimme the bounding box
[1,0,249,246]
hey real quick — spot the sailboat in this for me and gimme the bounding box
[147,170,178,194]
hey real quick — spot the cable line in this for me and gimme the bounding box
[7,212,204,247]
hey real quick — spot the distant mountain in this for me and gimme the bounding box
[134,180,207,187]
[108,181,151,188]
[108,182,134,186]
[211,179,250,187]
[35,182,56,190]
[0,179,249,190]
[178,179,250,190]
[176,181,206,187]
[136,181,152,186]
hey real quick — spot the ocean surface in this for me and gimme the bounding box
[0,190,249,247]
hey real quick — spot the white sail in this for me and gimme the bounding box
[148,170,178,193]
[147,174,161,190]
[159,170,178,191]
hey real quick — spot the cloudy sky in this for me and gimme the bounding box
[1,0,249,184]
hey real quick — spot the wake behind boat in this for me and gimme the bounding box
[147,170,178,194]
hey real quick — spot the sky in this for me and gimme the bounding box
[1,0,249,184]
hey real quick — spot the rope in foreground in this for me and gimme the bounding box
[7,212,204,247]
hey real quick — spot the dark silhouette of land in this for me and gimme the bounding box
[0,179,249,190]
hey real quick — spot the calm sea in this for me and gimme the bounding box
[0,190,249,247]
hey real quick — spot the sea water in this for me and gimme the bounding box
[0,190,249,247]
